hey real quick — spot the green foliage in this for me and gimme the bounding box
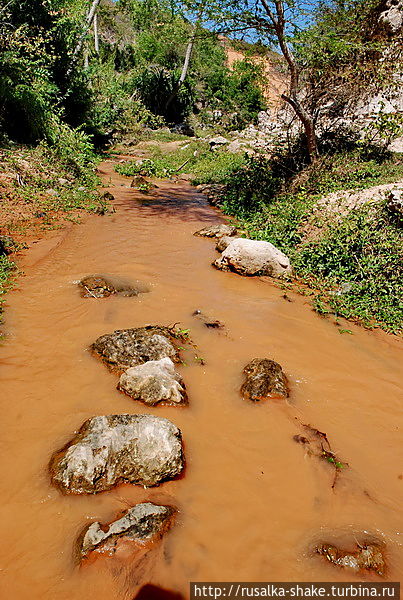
[0,25,56,142]
[203,60,266,128]
[221,154,280,214]
[115,141,246,182]
[149,141,245,183]
[44,120,97,178]
[294,203,403,332]
[115,157,176,177]
[0,255,15,318]
[291,151,403,195]
[130,67,194,123]
[200,147,403,332]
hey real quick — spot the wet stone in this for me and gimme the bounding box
[50,414,184,494]
[101,191,115,202]
[316,542,386,576]
[79,275,145,298]
[192,310,224,330]
[194,224,237,238]
[241,358,289,401]
[214,238,292,278]
[79,502,175,559]
[118,357,188,406]
[91,325,179,372]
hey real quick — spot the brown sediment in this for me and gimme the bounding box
[0,157,401,599]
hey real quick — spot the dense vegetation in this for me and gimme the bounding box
[0,0,267,147]
[1,0,402,332]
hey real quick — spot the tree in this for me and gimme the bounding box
[165,1,205,110]
[215,0,320,161]
[258,0,319,161]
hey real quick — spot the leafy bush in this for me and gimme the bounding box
[294,203,403,332]
[203,60,266,128]
[0,255,15,317]
[200,146,403,332]
[0,26,56,143]
[129,66,194,123]
[43,120,97,179]
[115,158,176,178]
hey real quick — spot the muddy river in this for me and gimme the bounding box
[0,158,402,599]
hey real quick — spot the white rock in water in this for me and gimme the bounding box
[213,238,292,277]
[118,357,187,406]
[50,414,184,493]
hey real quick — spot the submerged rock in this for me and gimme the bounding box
[194,224,237,238]
[79,275,145,298]
[316,542,386,576]
[118,358,187,406]
[213,238,292,277]
[293,423,348,488]
[101,191,115,202]
[91,325,179,372]
[50,414,184,494]
[79,502,175,559]
[192,310,224,330]
[241,358,289,401]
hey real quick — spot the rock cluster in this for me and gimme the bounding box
[0,235,18,256]
[386,188,403,220]
[379,0,403,34]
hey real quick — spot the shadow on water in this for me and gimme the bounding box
[134,583,185,600]
[120,184,221,223]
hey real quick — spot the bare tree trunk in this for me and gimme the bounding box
[72,0,101,60]
[165,3,205,111]
[84,46,89,69]
[259,0,319,162]
[93,12,99,54]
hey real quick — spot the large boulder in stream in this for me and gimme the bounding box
[50,414,184,494]
[79,275,146,298]
[241,358,289,401]
[194,224,237,238]
[90,326,179,372]
[118,358,188,406]
[213,238,292,278]
[79,502,175,559]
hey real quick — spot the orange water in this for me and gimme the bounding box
[0,159,402,599]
